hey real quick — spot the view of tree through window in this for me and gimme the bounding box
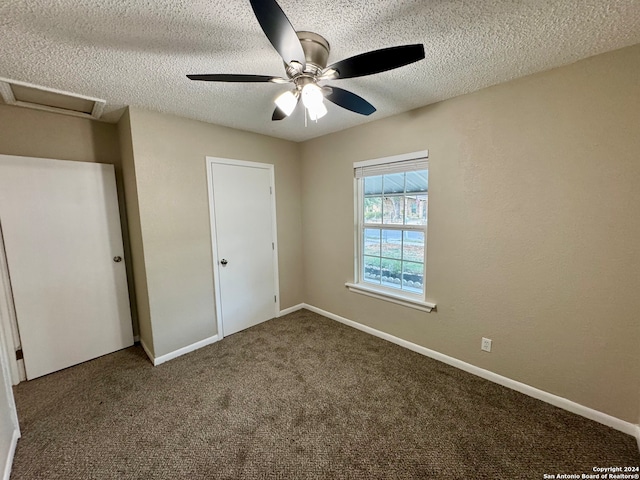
[361,170,428,294]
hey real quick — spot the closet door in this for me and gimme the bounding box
[208,159,278,337]
[0,154,133,379]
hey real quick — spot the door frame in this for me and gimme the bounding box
[205,157,280,340]
[0,223,23,385]
[0,282,20,480]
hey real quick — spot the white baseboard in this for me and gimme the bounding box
[142,335,219,367]
[2,428,20,480]
[303,303,639,438]
[636,425,640,452]
[278,303,305,317]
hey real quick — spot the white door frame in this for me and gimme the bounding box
[205,157,280,340]
[0,229,24,386]
[0,286,20,480]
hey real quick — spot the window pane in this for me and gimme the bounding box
[403,231,424,263]
[364,197,382,224]
[402,261,424,294]
[363,255,381,284]
[406,170,428,193]
[364,176,383,195]
[405,194,427,225]
[357,161,428,299]
[383,173,405,194]
[364,229,381,256]
[383,196,404,224]
[381,229,402,259]
[381,258,402,289]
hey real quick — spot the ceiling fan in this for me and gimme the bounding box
[187,0,425,122]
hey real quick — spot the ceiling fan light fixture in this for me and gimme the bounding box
[301,82,324,110]
[307,101,327,121]
[274,90,298,116]
[301,83,327,122]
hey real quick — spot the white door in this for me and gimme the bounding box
[208,159,278,337]
[0,155,134,380]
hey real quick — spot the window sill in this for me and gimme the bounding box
[345,282,436,313]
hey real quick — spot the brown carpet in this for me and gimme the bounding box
[10,309,639,479]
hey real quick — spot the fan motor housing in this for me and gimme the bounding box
[291,31,330,75]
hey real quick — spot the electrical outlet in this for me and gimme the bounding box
[481,337,492,352]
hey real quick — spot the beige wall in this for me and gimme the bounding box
[0,104,120,163]
[117,110,149,348]
[300,44,640,423]
[125,107,303,357]
[0,105,139,336]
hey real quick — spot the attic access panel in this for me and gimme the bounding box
[0,78,105,119]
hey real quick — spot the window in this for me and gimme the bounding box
[346,151,435,312]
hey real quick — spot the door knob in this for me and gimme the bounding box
[113,256,122,263]
[220,259,228,265]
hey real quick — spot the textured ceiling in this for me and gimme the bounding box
[1,0,639,142]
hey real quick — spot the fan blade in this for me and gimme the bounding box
[325,86,376,116]
[325,44,425,80]
[187,74,286,83]
[272,106,287,121]
[249,0,306,67]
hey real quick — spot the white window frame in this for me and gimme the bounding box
[345,150,436,313]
